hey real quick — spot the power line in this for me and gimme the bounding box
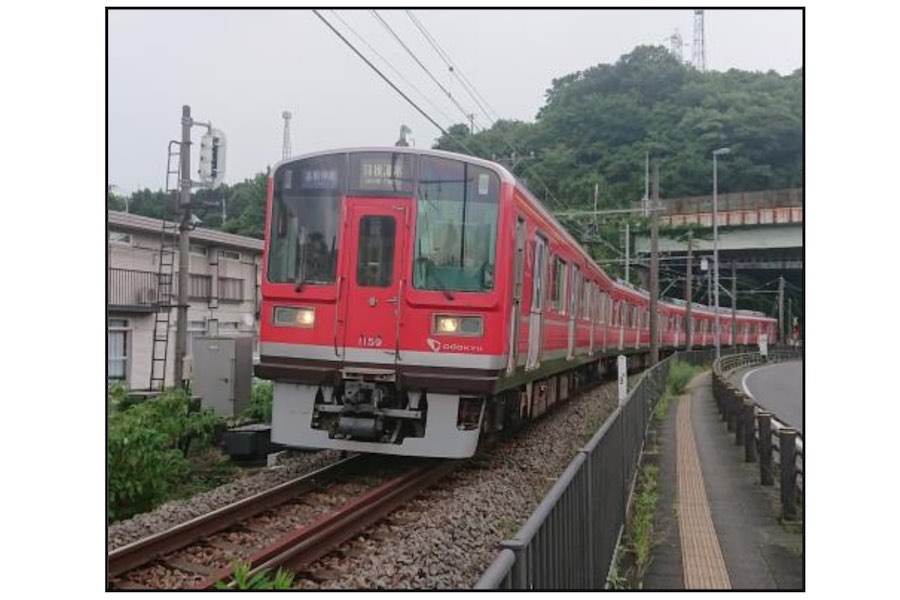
[312,10,476,155]
[329,10,456,127]
[370,10,475,128]
[405,10,501,125]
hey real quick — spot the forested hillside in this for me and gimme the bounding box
[108,45,802,239]
[434,45,801,211]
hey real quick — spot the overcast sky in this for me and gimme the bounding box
[108,8,801,194]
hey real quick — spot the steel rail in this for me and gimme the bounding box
[197,458,459,589]
[107,454,364,579]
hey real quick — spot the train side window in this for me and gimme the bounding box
[569,266,580,317]
[552,258,567,314]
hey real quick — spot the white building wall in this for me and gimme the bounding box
[108,216,262,390]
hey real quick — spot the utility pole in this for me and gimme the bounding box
[468,113,475,134]
[174,105,192,389]
[731,262,737,348]
[778,275,785,345]
[649,159,660,365]
[624,221,630,284]
[787,297,793,344]
[685,230,693,350]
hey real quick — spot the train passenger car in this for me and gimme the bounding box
[256,147,777,458]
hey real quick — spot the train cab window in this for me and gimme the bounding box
[413,156,499,292]
[268,154,344,286]
[356,216,396,287]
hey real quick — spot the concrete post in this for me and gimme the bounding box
[743,399,757,462]
[174,105,192,389]
[780,428,798,520]
[758,412,774,485]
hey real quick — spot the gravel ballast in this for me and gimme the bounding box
[108,380,620,588]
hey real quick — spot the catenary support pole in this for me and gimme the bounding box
[174,105,192,389]
[649,159,660,365]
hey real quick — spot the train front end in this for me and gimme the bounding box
[256,149,509,458]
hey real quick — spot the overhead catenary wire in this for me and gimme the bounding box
[405,10,502,125]
[329,10,457,127]
[370,10,476,129]
[312,10,477,156]
[399,11,564,210]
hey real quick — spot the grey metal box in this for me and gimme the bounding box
[192,336,253,417]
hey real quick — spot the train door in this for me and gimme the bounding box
[339,197,409,366]
[588,282,595,356]
[526,235,548,370]
[567,266,579,360]
[507,217,526,374]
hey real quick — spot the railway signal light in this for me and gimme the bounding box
[199,129,227,185]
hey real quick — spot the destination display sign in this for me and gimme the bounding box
[351,152,416,194]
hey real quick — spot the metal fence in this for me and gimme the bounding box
[475,349,720,590]
[710,349,803,520]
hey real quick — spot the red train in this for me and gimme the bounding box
[256,147,777,458]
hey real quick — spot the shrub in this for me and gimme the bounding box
[242,379,274,423]
[107,388,223,520]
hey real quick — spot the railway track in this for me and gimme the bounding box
[108,455,457,589]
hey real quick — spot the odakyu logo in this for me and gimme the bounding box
[426,337,483,353]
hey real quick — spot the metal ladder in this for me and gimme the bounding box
[149,220,178,391]
[149,141,184,391]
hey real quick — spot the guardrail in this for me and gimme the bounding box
[710,348,803,520]
[475,349,720,590]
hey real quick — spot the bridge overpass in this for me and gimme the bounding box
[632,188,803,336]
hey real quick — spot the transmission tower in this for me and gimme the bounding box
[669,29,684,63]
[282,110,292,160]
[692,10,706,72]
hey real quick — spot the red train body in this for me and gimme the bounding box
[256,147,777,458]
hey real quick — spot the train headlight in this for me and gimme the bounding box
[273,306,316,328]
[433,314,483,336]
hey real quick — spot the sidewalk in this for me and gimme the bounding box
[642,371,803,590]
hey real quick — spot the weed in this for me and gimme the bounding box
[495,516,519,539]
[630,463,660,574]
[215,560,295,590]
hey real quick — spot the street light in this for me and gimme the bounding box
[712,147,731,360]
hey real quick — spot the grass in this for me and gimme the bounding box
[629,463,660,575]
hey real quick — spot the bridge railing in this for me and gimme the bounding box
[475,349,722,590]
[711,348,804,520]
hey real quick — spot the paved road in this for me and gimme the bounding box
[736,361,803,433]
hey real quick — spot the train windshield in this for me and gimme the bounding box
[267,155,344,285]
[413,156,499,292]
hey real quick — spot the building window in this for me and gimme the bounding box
[218,249,242,261]
[108,319,129,381]
[190,244,208,256]
[188,320,207,356]
[220,277,244,303]
[219,321,240,335]
[108,231,132,246]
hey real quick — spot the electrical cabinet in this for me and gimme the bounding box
[192,336,253,417]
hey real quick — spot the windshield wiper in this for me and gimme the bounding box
[418,257,454,301]
[294,227,308,292]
